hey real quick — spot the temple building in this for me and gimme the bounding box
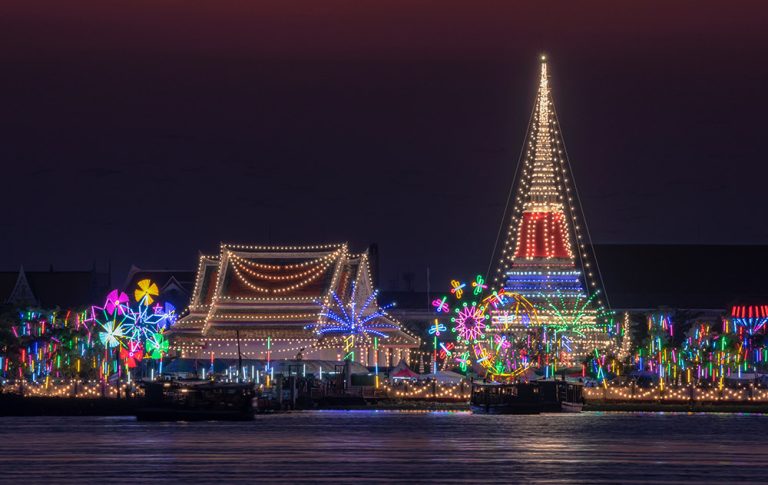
[490,57,618,364]
[169,243,420,367]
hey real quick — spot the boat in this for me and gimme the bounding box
[470,379,583,414]
[137,380,256,421]
[470,381,542,414]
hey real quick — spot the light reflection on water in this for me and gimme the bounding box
[2,411,768,483]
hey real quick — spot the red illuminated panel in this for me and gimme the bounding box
[513,211,573,260]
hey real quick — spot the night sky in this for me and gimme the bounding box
[1,1,767,289]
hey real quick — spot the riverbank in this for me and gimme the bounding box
[0,395,471,416]
[585,401,768,413]
[0,395,140,416]
[6,394,768,416]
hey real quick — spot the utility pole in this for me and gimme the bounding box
[236,329,243,383]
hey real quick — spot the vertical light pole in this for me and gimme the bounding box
[374,337,379,388]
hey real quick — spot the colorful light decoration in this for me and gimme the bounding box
[134,279,159,306]
[433,275,543,378]
[104,290,129,315]
[88,279,177,378]
[97,319,126,348]
[0,280,178,384]
[731,305,768,336]
[307,283,399,343]
[472,275,488,295]
[480,291,540,378]
[452,302,487,342]
[0,309,94,382]
[343,335,355,361]
[456,351,471,372]
[450,280,465,299]
[427,319,448,373]
[429,320,446,336]
[487,56,615,368]
[145,332,170,360]
[433,273,611,379]
[120,340,144,368]
[439,342,455,360]
[432,296,449,313]
[582,306,768,390]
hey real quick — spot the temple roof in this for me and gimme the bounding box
[172,243,419,347]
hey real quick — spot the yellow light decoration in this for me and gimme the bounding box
[134,279,159,304]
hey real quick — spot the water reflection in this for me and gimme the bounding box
[2,412,768,483]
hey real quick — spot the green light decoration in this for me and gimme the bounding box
[145,332,169,360]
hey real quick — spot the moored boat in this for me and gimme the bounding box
[470,379,583,414]
[137,380,256,421]
[470,382,541,414]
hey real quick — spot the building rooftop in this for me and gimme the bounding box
[0,267,110,309]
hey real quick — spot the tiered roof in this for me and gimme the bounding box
[172,243,418,347]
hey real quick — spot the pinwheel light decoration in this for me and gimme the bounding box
[157,302,178,329]
[89,279,177,364]
[145,332,169,360]
[134,279,160,305]
[98,318,126,348]
[105,290,130,315]
[120,340,144,368]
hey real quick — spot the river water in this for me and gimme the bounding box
[1,411,767,483]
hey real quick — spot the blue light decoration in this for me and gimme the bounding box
[429,321,447,336]
[310,282,397,341]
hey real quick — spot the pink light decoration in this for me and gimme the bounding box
[454,305,486,341]
[104,290,129,315]
[432,297,449,313]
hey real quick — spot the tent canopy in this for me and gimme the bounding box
[391,367,419,379]
[420,370,465,383]
[389,358,419,378]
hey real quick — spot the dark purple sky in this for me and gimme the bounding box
[1,1,767,289]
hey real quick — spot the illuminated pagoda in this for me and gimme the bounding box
[490,57,616,364]
[170,243,419,367]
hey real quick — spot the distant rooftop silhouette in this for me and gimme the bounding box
[382,245,768,312]
[0,266,110,309]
